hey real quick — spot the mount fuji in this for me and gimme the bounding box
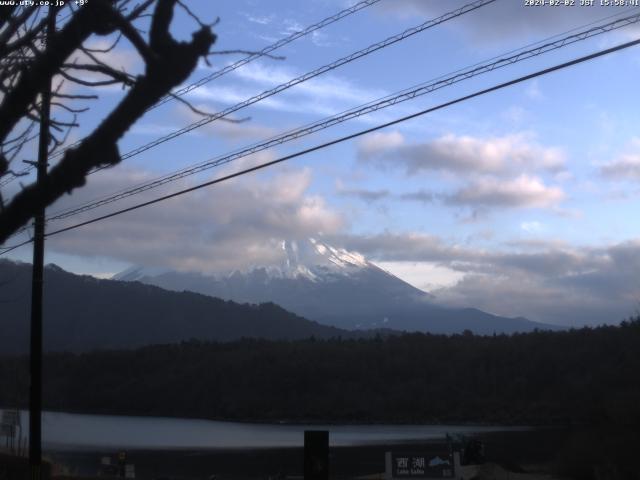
[115,238,556,334]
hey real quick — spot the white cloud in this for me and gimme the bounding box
[241,13,275,25]
[358,131,405,159]
[311,30,333,47]
[376,261,464,291]
[398,190,435,204]
[520,221,544,233]
[185,61,402,127]
[602,155,640,180]
[501,106,529,124]
[446,175,565,209]
[232,61,387,105]
[46,166,344,273]
[359,132,566,176]
[186,83,334,118]
[376,0,640,45]
[330,233,640,326]
[185,84,257,105]
[178,106,278,141]
[525,80,544,100]
[600,138,640,181]
[336,180,390,203]
[336,179,438,205]
[330,232,478,264]
[348,135,567,211]
[281,18,304,36]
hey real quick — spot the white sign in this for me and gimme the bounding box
[125,464,136,479]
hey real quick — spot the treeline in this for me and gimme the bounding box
[1,320,640,425]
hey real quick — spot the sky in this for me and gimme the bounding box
[3,0,640,327]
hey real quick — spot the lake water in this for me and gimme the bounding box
[2,409,528,450]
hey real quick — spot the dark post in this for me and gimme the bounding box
[304,430,329,480]
[29,7,55,480]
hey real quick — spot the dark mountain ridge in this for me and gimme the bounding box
[0,259,349,354]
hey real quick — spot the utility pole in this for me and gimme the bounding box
[29,6,55,480]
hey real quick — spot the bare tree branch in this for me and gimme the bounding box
[82,33,122,53]
[51,102,90,114]
[125,0,157,21]
[0,6,37,55]
[61,63,137,86]
[106,6,157,64]
[0,1,118,142]
[0,0,216,243]
[209,49,285,60]
[58,69,130,87]
[168,92,249,122]
[52,93,99,100]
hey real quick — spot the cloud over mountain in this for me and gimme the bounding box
[46,166,344,273]
[328,233,640,326]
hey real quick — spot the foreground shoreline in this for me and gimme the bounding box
[45,429,569,480]
[2,405,550,427]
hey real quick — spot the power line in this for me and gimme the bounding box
[9,3,635,193]
[0,241,30,255]
[56,0,497,166]
[2,35,637,254]
[45,10,640,223]
[2,0,384,184]
[3,0,495,206]
[0,128,39,189]
[149,0,384,111]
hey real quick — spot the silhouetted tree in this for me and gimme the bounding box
[2,318,640,426]
[0,0,216,243]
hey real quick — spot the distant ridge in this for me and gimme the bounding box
[0,259,350,354]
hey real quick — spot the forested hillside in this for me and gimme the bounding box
[0,260,348,353]
[1,320,639,426]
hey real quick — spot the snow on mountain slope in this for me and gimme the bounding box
[114,239,371,282]
[113,238,558,334]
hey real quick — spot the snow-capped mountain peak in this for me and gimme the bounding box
[277,238,370,279]
[112,265,170,282]
[110,237,549,335]
[114,238,375,284]
[309,238,368,268]
[215,238,375,282]
[111,237,427,329]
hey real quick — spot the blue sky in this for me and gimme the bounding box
[3,0,640,326]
